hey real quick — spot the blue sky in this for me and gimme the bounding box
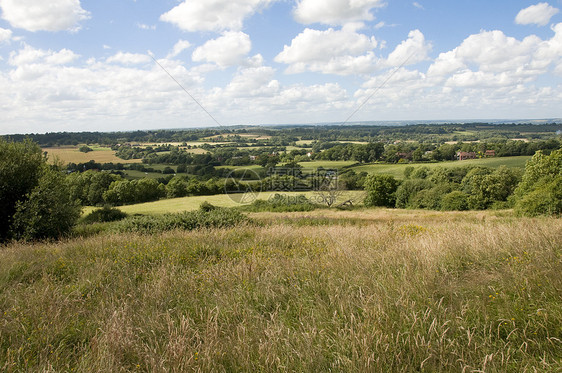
[0,0,561,135]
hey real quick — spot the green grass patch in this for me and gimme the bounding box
[351,156,531,179]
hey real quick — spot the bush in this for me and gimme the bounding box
[441,191,469,211]
[81,206,128,224]
[515,175,562,216]
[112,208,249,234]
[364,174,399,208]
[242,194,318,212]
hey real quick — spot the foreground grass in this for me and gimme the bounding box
[1,210,561,372]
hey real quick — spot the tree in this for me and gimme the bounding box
[0,138,81,241]
[364,174,399,207]
[0,138,44,241]
[514,149,562,216]
[11,165,81,240]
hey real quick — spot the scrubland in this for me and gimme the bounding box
[1,210,561,372]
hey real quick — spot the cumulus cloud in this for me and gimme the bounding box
[0,0,90,32]
[384,29,431,67]
[192,31,252,67]
[0,27,12,43]
[160,0,275,32]
[515,2,559,26]
[275,26,379,75]
[106,52,151,65]
[8,44,78,66]
[293,0,385,25]
[167,40,192,59]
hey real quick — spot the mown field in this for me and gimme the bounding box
[43,146,141,165]
[102,191,364,215]
[0,209,560,372]
[350,156,531,179]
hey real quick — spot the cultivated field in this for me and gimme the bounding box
[43,146,141,165]
[0,210,560,371]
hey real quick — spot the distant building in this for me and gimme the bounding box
[456,151,477,160]
[484,150,496,157]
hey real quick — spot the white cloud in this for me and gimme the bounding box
[275,26,379,75]
[167,40,192,59]
[45,49,80,65]
[106,52,151,65]
[384,29,432,67]
[8,44,77,66]
[192,31,252,67]
[0,0,90,32]
[413,2,424,10]
[515,2,559,26]
[0,27,12,43]
[293,0,385,25]
[160,0,275,32]
[137,23,156,31]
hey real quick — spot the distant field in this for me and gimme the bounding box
[297,160,356,169]
[351,156,531,179]
[110,190,363,215]
[43,146,141,165]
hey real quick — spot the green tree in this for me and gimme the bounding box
[0,138,44,240]
[514,149,562,216]
[11,165,81,240]
[364,174,399,207]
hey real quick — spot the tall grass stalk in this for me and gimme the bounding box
[0,212,560,372]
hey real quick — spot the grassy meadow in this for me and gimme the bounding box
[104,191,363,215]
[1,209,561,372]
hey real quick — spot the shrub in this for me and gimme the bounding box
[395,179,434,208]
[112,208,249,234]
[441,191,469,211]
[242,194,318,212]
[515,175,562,216]
[364,174,399,208]
[81,206,128,224]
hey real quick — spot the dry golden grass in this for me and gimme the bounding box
[43,146,141,165]
[1,211,561,372]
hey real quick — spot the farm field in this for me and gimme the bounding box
[43,146,141,165]
[351,155,531,179]
[297,160,357,169]
[1,209,560,371]
[108,190,363,215]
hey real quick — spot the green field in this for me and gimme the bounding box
[297,160,357,169]
[1,210,560,371]
[351,156,531,179]
[110,190,363,215]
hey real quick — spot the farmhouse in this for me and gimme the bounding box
[456,151,477,160]
[485,149,496,157]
